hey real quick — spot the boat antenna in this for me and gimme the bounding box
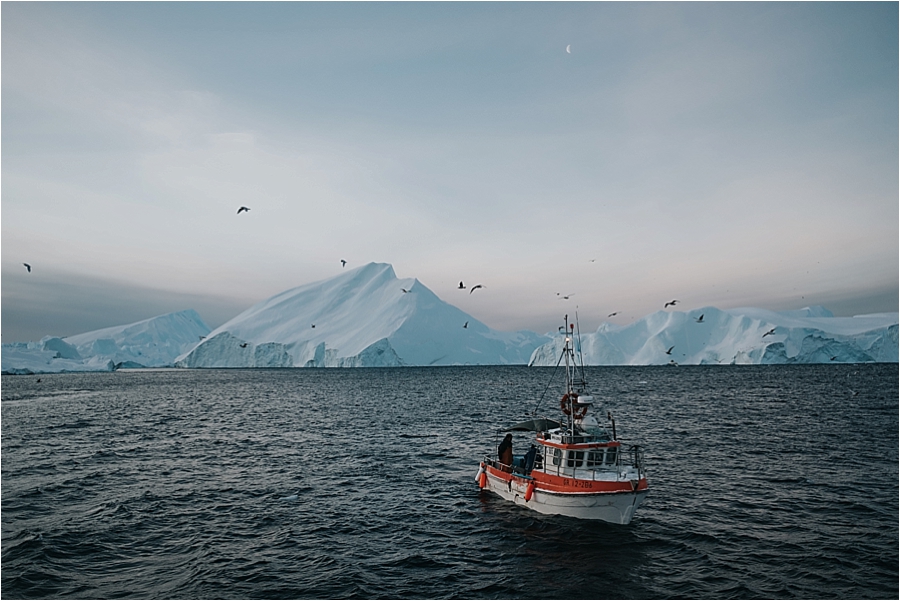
[575,309,587,389]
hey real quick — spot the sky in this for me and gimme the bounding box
[2,2,898,343]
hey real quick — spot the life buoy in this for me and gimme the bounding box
[560,393,588,419]
[524,481,535,502]
[479,471,487,489]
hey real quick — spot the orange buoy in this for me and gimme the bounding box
[479,471,487,489]
[524,480,535,501]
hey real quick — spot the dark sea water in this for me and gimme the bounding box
[2,364,897,599]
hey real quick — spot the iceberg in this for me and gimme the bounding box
[528,306,898,366]
[4,264,894,374]
[176,262,547,368]
[2,309,211,374]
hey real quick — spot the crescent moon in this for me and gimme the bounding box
[566,45,571,53]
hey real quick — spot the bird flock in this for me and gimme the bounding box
[15,205,786,343]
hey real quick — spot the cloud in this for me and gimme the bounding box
[2,3,896,338]
[1,269,252,343]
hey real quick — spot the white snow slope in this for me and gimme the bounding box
[176,262,547,368]
[529,306,898,366]
[2,310,211,374]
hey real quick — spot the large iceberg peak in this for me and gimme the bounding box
[177,262,547,368]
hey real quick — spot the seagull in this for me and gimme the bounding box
[311,324,316,328]
[199,336,206,340]
[665,346,674,355]
[401,288,409,293]
[237,206,250,214]
[664,300,679,308]
[608,312,619,317]
[469,284,484,294]
[463,321,468,329]
[762,328,777,338]
[830,356,837,361]
[458,281,466,290]
[695,314,704,323]
[558,293,574,300]
[23,263,31,272]
[239,343,248,348]
[341,259,347,268]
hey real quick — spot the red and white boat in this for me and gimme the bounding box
[475,317,649,524]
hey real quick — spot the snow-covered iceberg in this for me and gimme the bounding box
[176,262,547,368]
[2,309,211,374]
[528,306,898,366]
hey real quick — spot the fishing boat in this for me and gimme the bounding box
[475,317,649,524]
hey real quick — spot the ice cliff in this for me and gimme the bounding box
[176,262,547,368]
[528,306,898,366]
[1,310,210,374]
[4,264,896,374]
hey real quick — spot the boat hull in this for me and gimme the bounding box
[480,465,648,525]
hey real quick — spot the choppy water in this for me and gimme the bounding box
[2,364,897,599]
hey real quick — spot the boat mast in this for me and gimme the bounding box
[563,315,574,432]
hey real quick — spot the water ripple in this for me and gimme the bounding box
[2,365,897,599]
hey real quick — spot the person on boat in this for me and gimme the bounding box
[523,445,537,474]
[498,433,513,472]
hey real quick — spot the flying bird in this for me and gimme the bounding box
[695,314,704,323]
[608,312,619,317]
[463,321,468,329]
[23,263,31,272]
[458,281,466,289]
[762,328,777,338]
[469,284,484,294]
[665,346,674,355]
[340,259,347,268]
[664,300,679,308]
[237,206,250,214]
[311,324,316,328]
[239,343,248,348]
[558,293,574,300]
[199,336,206,340]
[401,288,409,293]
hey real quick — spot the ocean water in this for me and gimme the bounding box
[2,364,897,599]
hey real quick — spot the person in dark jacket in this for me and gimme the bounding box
[498,433,513,471]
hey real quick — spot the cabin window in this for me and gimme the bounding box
[567,450,584,468]
[587,450,604,467]
[552,448,562,466]
[606,447,618,466]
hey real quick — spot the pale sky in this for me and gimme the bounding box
[3,2,898,343]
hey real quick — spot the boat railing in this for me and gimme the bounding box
[484,444,645,480]
[540,444,646,480]
[481,456,535,479]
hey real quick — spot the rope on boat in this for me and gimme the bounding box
[530,344,566,416]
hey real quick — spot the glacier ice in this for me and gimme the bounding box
[2,309,210,374]
[176,263,547,368]
[528,306,898,366]
[3,264,896,374]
